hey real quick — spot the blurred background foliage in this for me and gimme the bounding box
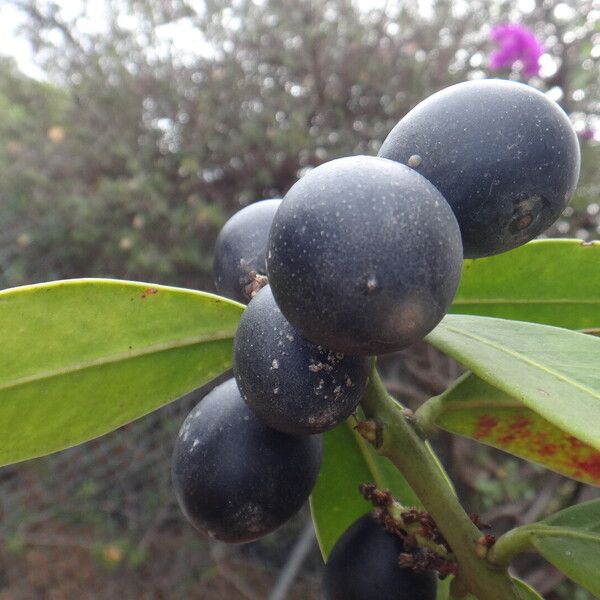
[0,0,599,598]
[1,0,599,291]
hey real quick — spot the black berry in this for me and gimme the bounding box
[171,378,322,543]
[378,79,580,258]
[233,285,370,435]
[213,198,281,303]
[267,156,463,355]
[323,514,437,600]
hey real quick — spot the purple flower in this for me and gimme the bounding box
[579,128,595,141]
[489,23,544,77]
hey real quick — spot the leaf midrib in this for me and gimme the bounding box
[0,330,235,392]
[440,398,526,412]
[529,525,600,545]
[434,323,600,402]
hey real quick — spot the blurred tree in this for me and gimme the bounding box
[1,0,599,290]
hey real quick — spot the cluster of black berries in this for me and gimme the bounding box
[172,80,579,599]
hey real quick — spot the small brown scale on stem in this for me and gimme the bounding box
[359,483,493,580]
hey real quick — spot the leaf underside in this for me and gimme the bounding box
[435,373,600,486]
[529,499,600,596]
[427,315,600,453]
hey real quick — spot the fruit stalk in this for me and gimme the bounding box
[359,359,520,600]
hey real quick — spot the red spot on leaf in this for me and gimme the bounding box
[140,288,158,299]
[538,444,558,457]
[498,432,518,444]
[511,416,532,431]
[567,436,586,449]
[573,453,600,480]
[467,411,600,485]
[475,415,498,439]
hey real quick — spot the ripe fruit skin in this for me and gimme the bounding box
[171,378,322,543]
[213,199,281,303]
[267,156,463,356]
[323,514,437,600]
[378,79,581,258]
[233,286,369,435]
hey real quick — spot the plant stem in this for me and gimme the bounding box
[384,499,452,558]
[414,393,445,433]
[486,526,536,567]
[360,359,520,600]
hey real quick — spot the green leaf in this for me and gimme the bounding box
[451,239,600,331]
[0,278,243,466]
[310,420,421,559]
[427,316,600,453]
[527,500,600,596]
[512,578,544,600]
[432,373,600,486]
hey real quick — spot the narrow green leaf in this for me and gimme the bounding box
[451,239,600,330]
[528,500,600,596]
[310,420,421,559]
[433,373,600,486]
[427,316,600,452]
[0,278,243,466]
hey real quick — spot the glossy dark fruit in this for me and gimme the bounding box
[171,378,322,544]
[378,79,581,258]
[323,514,437,600]
[213,199,281,303]
[234,286,370,435]
[267,156,463,356]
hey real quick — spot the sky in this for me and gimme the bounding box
[0,3,43,79]
[0,0,399,80]
[0,0,216,80]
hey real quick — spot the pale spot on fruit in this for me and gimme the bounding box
[408,154,422,168]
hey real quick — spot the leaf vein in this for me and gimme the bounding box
[435,324,600,402]
[0,330,235,392]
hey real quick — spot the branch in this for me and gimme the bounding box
[359,360,521,600]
